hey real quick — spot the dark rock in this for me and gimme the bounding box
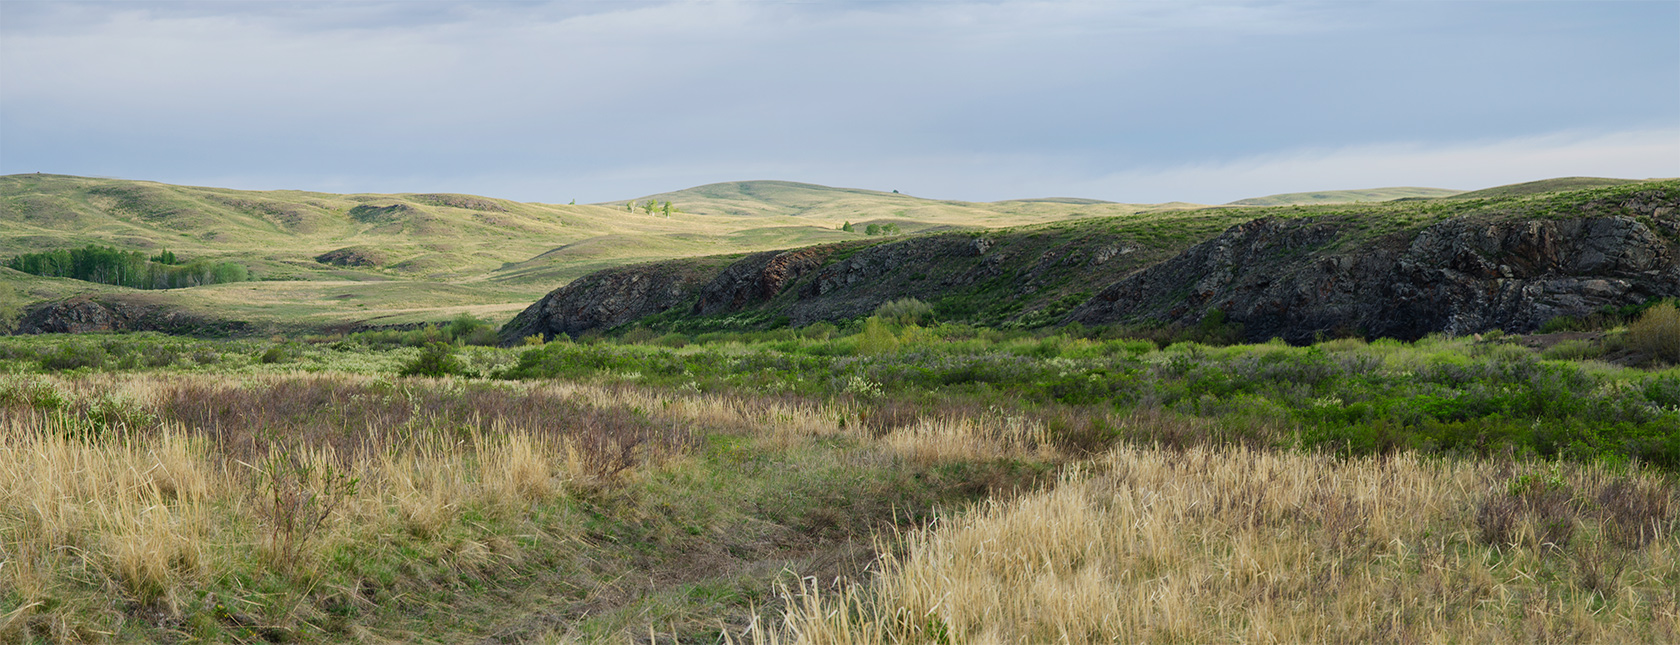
[1067,206,1680,342]
[315,246,387,267]
[16,296,248,336]
[499,264,713,344]
[691,246,838,317]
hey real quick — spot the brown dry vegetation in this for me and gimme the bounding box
[766,448,1679,644]
[3,369,1678,643]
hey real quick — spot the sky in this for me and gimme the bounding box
[1,0,1677,205]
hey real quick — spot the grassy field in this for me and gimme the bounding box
[1226,186,1463,206]
[2,306,1677,643]
[0,175,1212,330]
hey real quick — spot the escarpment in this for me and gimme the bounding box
[1069,189,1680,342]
[503,182,1680,344]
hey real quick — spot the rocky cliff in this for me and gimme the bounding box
[502,181,1680,343]
[1068,188,1680,342]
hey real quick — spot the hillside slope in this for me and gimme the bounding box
[3,175,1164,330]
[505,180,1680,343]
[1229,186,1463,206]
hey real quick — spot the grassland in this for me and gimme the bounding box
[2,309,1677,643]
[0,175,1212,331]
[1226,186,1463,206]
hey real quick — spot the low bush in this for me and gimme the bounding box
[1541,339,1602,361]
[399,342,465,377]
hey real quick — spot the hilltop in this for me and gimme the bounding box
[1228,186,1463,206]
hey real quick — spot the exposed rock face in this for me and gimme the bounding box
[18,297,123,334]
[503,184,1680,343]
[691,246,838,317]
[315,246,387,267]
[499,265,711,343]
[16,296,247,336]
[1068,202,1680,342]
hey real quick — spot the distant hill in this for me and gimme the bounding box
[622,180,1202,229]
[1448,177,1639,200]
[0,175,1186,331]
[1228,187,1463,206]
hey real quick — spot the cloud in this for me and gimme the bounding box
[2,1,1675,202]
[1073,128,1680,204]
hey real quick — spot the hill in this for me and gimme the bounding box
[0,175,1193,332]
[1228,186,1463,206]
[505,180,1680,343]
[1448,176,1639,200]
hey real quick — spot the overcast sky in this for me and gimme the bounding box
[2,0,1676,204]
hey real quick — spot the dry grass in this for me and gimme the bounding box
[764,446,1679,644]
[1629,302,1680,364]
[7,370,1680,642]
[0,372,702,640]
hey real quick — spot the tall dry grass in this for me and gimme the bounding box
[765,446,1679,644]
[0,372,703,640]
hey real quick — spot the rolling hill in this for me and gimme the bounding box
[0,175,1199,331]
[1227,186,1463,206]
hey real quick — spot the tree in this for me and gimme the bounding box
[661,201,672,217]
[865,223,882,236]
[841,221,855,232]
[883,223,901,235]
[643,199,657,215]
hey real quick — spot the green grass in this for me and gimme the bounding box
[2,325,1676,642]
[1227,186,1464,206]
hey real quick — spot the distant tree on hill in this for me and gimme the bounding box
[883,223,901,235]
[661,201,672,217]
[865,223,882,236]
[642,200,657,215]
[841,221,855,232]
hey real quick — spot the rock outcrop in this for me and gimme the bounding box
[503,183,1680,344]
[16,296,248,336]
[1068,190,1680,342]
[498,262,717,343]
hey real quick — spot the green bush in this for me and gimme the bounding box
[258,343,302,364]
[874,298,934,326]
[1541,340,1603,361]
[446,314,490,343]
[41,341,107,370]
[399,342,465,377]
[857,316,900,355]
[799,321,837,340]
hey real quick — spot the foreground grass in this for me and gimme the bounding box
[2,327,1678,642]
[772,448,1677,644]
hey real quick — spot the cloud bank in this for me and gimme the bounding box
[2,1,1675,202]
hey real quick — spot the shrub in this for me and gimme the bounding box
[399,342,465,377]
[1627,302,1680,363]
[799,321,838,340]
[522,334,546,346]
[875,298,934,326]
[857,316,900,355]
[41,341,107,370]
[445,313,488,342]
[1541,340,1603,361]
[619,326,659,344]
[258,343,302,364]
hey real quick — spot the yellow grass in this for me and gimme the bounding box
[771,446,1679,644]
